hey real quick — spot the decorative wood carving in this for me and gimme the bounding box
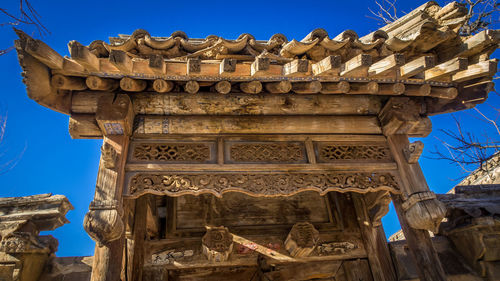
[128,172,399,198]
[83,200,124,247]
[101,143,117,169]
[284,222,319,257]
[403,141,424,164]
[364,191,392,227]
[402,191,447,232]
[318,242,356,255]
[202,226,233,262]
[95,94,134,136]
[317,143,391,161]
[378,97,431,137]
[228,142,305,163]
[132,143,210,162]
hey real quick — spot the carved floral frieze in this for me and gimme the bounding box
[228,142,305,163]
[127,172,399,197]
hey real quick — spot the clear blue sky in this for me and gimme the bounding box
[0,0,498,257]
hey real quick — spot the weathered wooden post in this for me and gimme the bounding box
[83,94,134,281]
[379,97,447,281]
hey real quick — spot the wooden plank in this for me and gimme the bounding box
[25,37,64,70]
[424,57,468,81]
[341,54,371,77]
[400,55,435,79]
[133,115,382,135]
[368,54,405,77]
[452,59,498,82]
[75,91,383,116]
[68,41,100,72]
[312,55,341,76]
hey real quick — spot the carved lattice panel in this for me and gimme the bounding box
[225,141,307,163]
[130,142,215,163]
[316,142,391,162]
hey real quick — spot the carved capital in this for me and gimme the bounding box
[101,142,117,169]
[83,206,124,247]
[403,191,446,232]
[403,141,424,164]
[364,191,392,227]
[285,222,319,257]
[201,226,233,262]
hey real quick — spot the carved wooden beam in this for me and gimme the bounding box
[202,226,233,262]
[284,222,319,257]
[69,114,102,139]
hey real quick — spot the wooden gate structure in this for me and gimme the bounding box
[13,1,499,280]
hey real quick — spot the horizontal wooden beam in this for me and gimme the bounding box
[120,77,147,92]
[152,79,174,93]
[312,55,341,76]
[452,59,498,83]
[251,58,270,76]
[51,74,87,90]
[424,57,468,81]
[320,81,350,94]
[283,59,309,76]
[429,87,458,99]
[109,50,133,73]
[133,116,382,135]
[86,76,119,91]
[265,81,292,94]
[215,81,231,94]
[368,54,405,78]
[68,114,102,139]
[341,54,372,77]
[239,81,262,94]
[399,56,435,79]
[292,81,322,94]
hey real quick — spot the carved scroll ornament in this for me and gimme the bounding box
[402,191,447,232]
[202,226,233,262]
[285,222,319,257]
[229,143,305,163]
[83,201,124,247]
[128,172,399,198]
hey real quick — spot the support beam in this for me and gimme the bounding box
[251,58,270,76]
[404,84,431,96]
[348,81,378,94]
[283,59,309,76]
[126,195,149,281]
[148,54,166,75]
[430,87,458,99]
[379,83,405,95]
[24,37,64,70]
[69,114,102,139]
[184,80,200,94]
[220,58,236,75]
[452,59,498,82]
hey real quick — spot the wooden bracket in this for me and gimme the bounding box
[95,94,135,136]
[403,141,424,164]
[402,191,447,232]
[202,226,233,262]
[285,222,319,257]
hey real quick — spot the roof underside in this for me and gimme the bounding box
[13,1,499,118]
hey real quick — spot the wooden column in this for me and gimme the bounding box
[386,135,447,281]
[84,94,134,281]
[126,195,150,281]
[352,194,397,281]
